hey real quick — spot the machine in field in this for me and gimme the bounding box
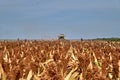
[58,34,65,40]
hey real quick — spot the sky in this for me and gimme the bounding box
[0,0,120,39]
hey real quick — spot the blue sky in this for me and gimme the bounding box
[0,0,120,39]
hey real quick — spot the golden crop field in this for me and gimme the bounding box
[0,40,120,80]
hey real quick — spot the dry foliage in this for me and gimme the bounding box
[0,40,120,80]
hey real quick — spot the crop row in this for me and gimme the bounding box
[0,40,120,80]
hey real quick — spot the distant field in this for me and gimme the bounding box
[95,37,120,41]
[0,40,120,80]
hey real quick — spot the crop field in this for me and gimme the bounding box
[0,40,120,80]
